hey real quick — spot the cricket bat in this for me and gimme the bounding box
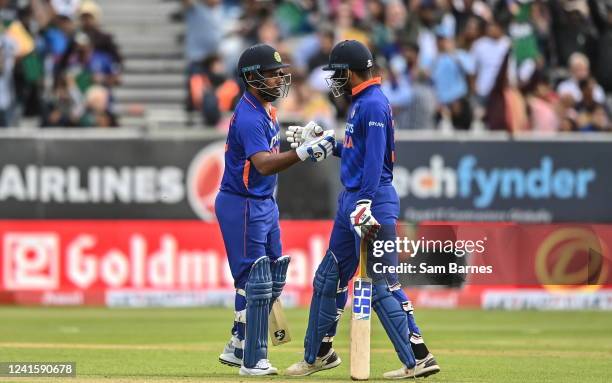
[269,299,291,345]
[350,240,372,380]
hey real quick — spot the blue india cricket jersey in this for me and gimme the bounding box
[337,77,395,201]
[220,91,281,198]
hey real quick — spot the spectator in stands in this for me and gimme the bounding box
[11,2,45,119]
[274,0,317,37]
[485,52,529,132]
[43,77,115,128]
[424,24,475,130]
[237,1,271,45]
[184,0,223,64]
[385,40,436,130]
[0,30,17,127]
[507,0,542,89]
[333,0,369,46]
[42,73,83,127]
[306,25,335,73]
[573,77,612,132]
[78,0,122,70]
[3,0,612,131]
[451,0,492,36]
[549,0,597,67]
[365,0,385,51]
[371,0,407,58]
[404,1,438,70]
[557,52,606,105]
[44,13,77,66]
[278,72,336,131]
[456,15,484,50]
[189,53,240,127]
[588,105,611,131]
[183,0,224,110]
[79,84,116,127]
[529,0,553,65]
[256,16,283,49]
[576,104,609,132]
[525,72,560,133]
[59,32,120,92]
[0,0,17,26]
[51,0,81,19]
[471,18,511,105]
[382,57,413,122]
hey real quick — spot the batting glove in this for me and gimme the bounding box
[287,121,324,149]
[296,131,336,162]
[350,199,380,242]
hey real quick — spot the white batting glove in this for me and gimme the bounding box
[349,200,380,242]
[296,130,336,162]
[287,121,324,149]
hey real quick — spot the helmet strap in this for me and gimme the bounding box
[326,69,351,98]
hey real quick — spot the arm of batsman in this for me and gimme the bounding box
[295,130,336,162]
[286,121,324,149]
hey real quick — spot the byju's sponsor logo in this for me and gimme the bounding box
[393,155,596,208]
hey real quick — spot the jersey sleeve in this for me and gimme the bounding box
[238,117,270,159]
[357,102,388,202]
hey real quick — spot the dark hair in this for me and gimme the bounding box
[351,68,373,81]
[398,38,419,54]
[318,23,335,40]
[578,78,592,90]
[522,70,550,94]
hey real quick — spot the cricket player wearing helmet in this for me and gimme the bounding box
[215,43,336,376]
[286,40,440,379]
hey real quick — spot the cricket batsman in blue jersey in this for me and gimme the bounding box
[215,43,336,376]
[286,40,441,379]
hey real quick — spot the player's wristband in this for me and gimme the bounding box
[333,141,342,157]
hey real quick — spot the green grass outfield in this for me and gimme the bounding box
[1,307,611,382]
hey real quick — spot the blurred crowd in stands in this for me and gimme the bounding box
[184,0,612,133]
[0,0,121,128]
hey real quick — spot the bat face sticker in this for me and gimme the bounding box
[274,329,286,341]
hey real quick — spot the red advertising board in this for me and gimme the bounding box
[0,220,332,307]
[1,220,611,310]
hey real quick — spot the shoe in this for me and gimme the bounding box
[414,353,440,378]
[285,348,341,376]
[383,353,440,379]
[239,359,278,376]
[218,336,242,367]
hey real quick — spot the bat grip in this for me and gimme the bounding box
[358,239,367,278]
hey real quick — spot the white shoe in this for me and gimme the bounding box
[239,359,278,376]
[218,336,242,367]
[285,348,342,376]
[383,353,440,379]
